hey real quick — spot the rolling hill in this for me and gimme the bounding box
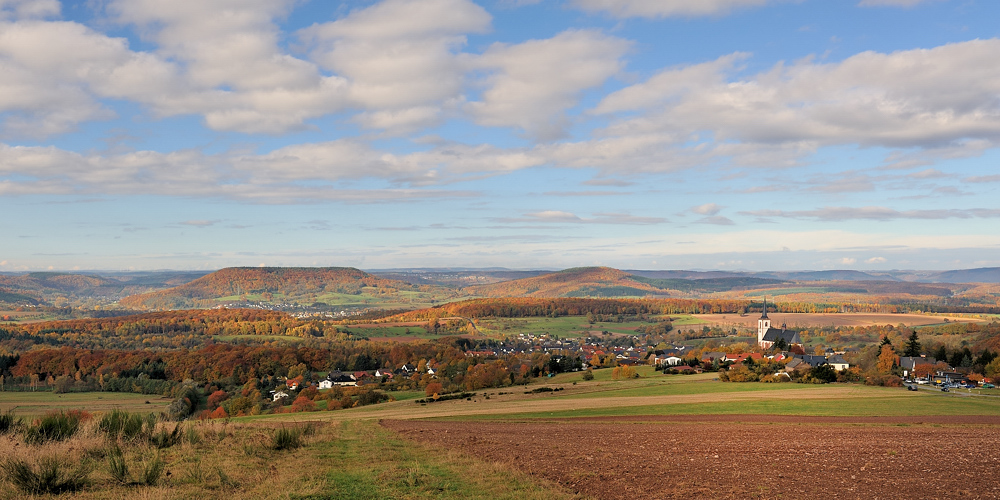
[118,267,457,310]
[0,271,207,306]
[462,267,783,298]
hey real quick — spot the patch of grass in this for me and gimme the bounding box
[0,391,171,420]
[301,421,575,500]
[451,390,1000,420]
[1,456,90,495]
[98,408,156,442]
[0,410,22,435]
[271,426,303,451]
[23,410,85,444]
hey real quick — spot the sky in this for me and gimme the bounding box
[1,0,1000,272]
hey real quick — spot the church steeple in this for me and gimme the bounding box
[757,296,771,346]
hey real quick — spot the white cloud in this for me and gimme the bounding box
[300,0,490,133]
[866,257,888,263]
[691,203,723,215]
[571,0,783,19]
[511,211,666,224]
[740,206,1000,221]
[0,0,58,20]
[467,29,630,140]
[590,39,1000,170]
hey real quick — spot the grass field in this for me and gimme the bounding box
[475,316,665,338]
[3,370,999,498]
[0,391,172,419]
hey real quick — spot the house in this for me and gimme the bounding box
[655,355,684,367]
[396,363,417,374]
[285,379,301,391]
[326,371,358,387]
[900,356,937,378]
[702,352,727,363]
[757,298,803,349]
[374,368,393,378]
[827,354,850,371]
[318,379,333,390]
[725,353,763,364]
[271,390,289,402]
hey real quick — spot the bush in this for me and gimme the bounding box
[2,457,90,494]
[23,410,86,444]
[582,369,594,381]
[270,427,302,451]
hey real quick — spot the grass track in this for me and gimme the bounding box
[298,421,578,500]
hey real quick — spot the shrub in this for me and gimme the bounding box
[23,410,85,444]
[2,457,90,494]
[270,427,302,451]
[582,369,594,381]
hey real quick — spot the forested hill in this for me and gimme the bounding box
[464,267,667,298]
[119,267,420,310]
[462,266,784,298]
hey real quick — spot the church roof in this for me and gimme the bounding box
[761,327,801,345]
[760,296,769,319]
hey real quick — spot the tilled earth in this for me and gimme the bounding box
[382,416,1000,499]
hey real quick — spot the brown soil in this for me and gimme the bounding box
[383,417,1000,499]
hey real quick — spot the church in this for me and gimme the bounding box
[757,297,802,349]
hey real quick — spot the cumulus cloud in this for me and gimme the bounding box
[571,0,782,18]
[866,257,887,263]
[301,0,490,133]
[0,0,59,20]
[740,206,1000,221]
[467,29,630,140]
[0,141,482,203]
[591,39,1000,170]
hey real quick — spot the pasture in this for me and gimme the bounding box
[0,391,172,419]
[3,369,1000,498]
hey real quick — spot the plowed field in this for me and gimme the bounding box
[383,416,1000,499]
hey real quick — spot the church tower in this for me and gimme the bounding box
[757,296,771,345]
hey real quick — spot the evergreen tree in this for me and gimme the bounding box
[879,336,892,347]
[903,331,922,357]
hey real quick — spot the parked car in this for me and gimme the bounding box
[941,387,950,392]
[983,383,995,389]
[907,385,918,391]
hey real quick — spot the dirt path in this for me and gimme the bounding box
[384,419,1000,499]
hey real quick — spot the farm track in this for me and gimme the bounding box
[384,418,1000,499]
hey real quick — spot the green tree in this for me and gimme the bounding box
[903,331,921,357]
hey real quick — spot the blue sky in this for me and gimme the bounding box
[2,0,1000,272]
